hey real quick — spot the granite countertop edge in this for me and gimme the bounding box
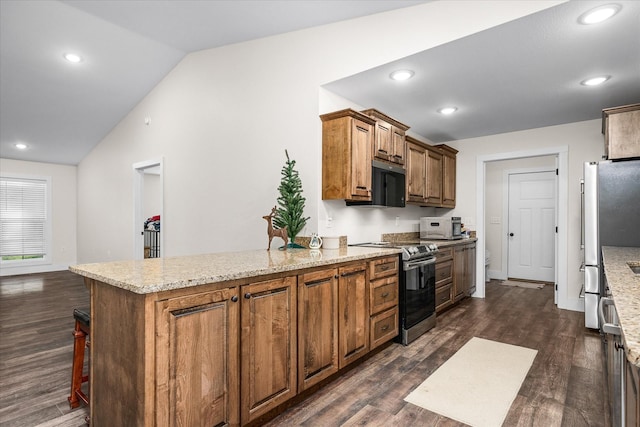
[69,247,402,295]
[601,246,640,367]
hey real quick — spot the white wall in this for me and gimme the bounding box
[0,158,77,275]
[446,119,605,309]
[76,1,563,263]
[485,155,556,278]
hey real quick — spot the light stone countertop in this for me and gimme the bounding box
[70,247,402,295]
[601,246,640,367]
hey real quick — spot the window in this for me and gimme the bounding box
[0,175,51,266]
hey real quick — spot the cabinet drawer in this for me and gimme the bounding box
[369,256,399,280]
[370,276,398,315]
[435,259,453,287]
[435,284,452,312]
[370,307,398,350]
[436,247,453,261]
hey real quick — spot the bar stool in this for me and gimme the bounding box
[68,308,90,409]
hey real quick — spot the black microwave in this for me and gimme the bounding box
[347,160,406,207]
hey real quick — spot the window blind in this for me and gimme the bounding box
[0,177,47,258]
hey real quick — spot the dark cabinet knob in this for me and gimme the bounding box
[509,233,514,237]
[334,275,339,279]
[244,293,252,299]
[231,295,238,303]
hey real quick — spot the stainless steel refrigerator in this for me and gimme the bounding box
[582,159,640,329]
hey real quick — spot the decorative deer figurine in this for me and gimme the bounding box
[263,206,288,250]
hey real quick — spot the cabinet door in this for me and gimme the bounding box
[391,127,406,165]
[350,118,373,199]
[406,142,427,203]
[338,263,369,368]
[426,147,443,205]
[156,287,239,427]
[298,268,339,391]
[241,277,297,424]
[453,245,466,300]
[466,244,477,295]
[442,151,456,208]
[373,120,393,162]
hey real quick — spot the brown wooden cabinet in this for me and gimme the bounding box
[368,255,399,349]
[406,138,427,203]
[425,145,443,205]
[435,247,454,313]
[602,103,640,160]
[297,268,339,391]
[321,109,376,202]
[441,145,458,208]
[453,245,467,301]
[435,241,476,313]
[361,109,409,166]
[240,277,297,424]
[338,262,369,368]
[156,287,240,427]
[405,136,457,208]
[90,254,398,427]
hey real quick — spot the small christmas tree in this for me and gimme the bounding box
[273,150,310,248]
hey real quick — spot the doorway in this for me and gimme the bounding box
[506,169,556,283]
[133,159,163,260]
[475,146,573,312]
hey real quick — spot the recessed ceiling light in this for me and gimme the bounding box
[389,70,414,81]
[63,53,83,63]
[578,4,621,24]
[15,143,28,150]
[581,76,610,86]
[438,107,458,115]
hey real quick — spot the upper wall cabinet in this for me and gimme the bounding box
[321,109,376,202]
[602,104,640,160]
[440,144,458,209]
[405,135,457,208]
[361,109,410,167]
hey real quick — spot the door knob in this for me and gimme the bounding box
[509,233,514,237]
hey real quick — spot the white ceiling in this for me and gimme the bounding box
[1,1,638,165]
[0,0,427,165]
[325,1,640,143]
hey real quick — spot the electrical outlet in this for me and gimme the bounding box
[326,217,333,228]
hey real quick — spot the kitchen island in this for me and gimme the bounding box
[70,246,402,426]
[601,246,640,425]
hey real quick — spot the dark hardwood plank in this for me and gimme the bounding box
[0,271,89,427]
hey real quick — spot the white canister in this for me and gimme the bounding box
[322,236,340,249]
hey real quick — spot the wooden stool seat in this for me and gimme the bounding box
[68,308,90,409]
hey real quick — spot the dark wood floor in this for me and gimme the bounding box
[0,272,606,426]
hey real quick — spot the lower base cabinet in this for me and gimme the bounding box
[117,256,397,427]
[435,241,476,313]
[156,287,240,427]
[298,268,339,391]
[240,277,297,424]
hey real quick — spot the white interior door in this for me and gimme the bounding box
[508,171,556,282]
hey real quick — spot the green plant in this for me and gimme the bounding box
[273,150,310,246]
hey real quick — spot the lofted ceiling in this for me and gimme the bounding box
[0,0,428,165]
[1,1,638,166]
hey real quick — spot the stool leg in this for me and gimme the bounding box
[68,320,86,409]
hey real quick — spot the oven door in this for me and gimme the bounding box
[402,258,436,328]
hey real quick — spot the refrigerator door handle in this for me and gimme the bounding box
[599,297,621,336]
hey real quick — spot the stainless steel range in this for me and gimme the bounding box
[352,242,438,345]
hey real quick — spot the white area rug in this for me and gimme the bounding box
[404,337,537,427]
[499,280,545,289]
